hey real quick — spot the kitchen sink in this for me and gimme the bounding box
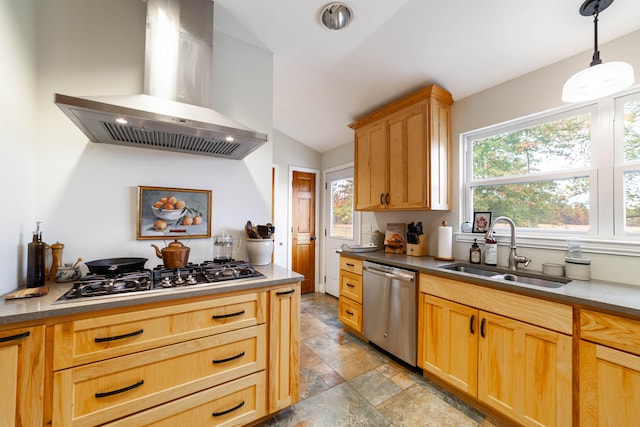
[438,263,570,288]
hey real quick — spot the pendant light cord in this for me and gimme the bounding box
[590,8,602,66]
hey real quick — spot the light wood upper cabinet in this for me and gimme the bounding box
[579,309,640,426]
[0,325,45,427]
[350,85,453,211]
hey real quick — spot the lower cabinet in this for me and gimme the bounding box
[579,309,640,427]
[51,285,300,426]
[268,285,300,412]
[418,274,572,427]
[338,255,363,333]
[0,325,45,427]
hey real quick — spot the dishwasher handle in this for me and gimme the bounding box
[363,263,415,282]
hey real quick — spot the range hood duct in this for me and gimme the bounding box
[54,0,267,160]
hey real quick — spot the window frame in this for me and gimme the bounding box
[459,87,640,257]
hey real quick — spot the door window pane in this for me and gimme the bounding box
[330,178,353,239]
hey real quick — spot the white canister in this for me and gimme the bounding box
[565,257,591,280]
[246,239,274,265]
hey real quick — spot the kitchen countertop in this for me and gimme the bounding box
[341,250,640,319]
[0,264,303,326]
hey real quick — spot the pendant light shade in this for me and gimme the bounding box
[561,0,635,103]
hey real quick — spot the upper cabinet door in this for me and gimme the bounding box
[349,84,453,212]
[354,121,388,211]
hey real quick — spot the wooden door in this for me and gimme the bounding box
[292,170,316,294]
[354,122,387,210]
[477,311,572,427]
[0,325,45,427]
[387,102,428,209]
[580,340,640,427]
[418,294,478,395]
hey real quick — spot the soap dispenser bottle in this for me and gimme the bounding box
[470,239,481,264]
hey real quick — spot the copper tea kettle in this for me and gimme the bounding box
[151,240,190,268]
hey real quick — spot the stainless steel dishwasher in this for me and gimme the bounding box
[363,260,417,366]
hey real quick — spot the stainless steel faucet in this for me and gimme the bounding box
[485,216,531,271]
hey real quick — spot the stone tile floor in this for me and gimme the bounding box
[258,292,499,427]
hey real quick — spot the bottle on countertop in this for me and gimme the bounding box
[27,221,47,288]
[470,239,481,264]
[484,233,497,266]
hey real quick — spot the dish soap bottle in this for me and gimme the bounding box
[27,221,47,288]
[484,233,497,266]
[470,239,481,264]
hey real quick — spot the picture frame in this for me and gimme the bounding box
[137,186,212,240]
[472,211,492,233]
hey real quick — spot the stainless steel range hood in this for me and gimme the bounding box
[55,0,267,160]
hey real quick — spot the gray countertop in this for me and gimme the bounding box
[0,264,303,326]
[341,250,640,318]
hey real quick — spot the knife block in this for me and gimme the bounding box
[406,234,427,257]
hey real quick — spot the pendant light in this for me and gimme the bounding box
[561,0,635,103]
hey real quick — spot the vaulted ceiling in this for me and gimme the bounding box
[213,0,640,153]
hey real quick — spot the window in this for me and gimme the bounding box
[616,92,640,234]
[329,177,354,239]
[462,88,640,249]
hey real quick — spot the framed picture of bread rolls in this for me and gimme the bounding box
[384,223,406,254]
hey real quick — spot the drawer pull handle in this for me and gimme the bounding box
[480,318,487,338]
[212,401,245,417]
[380,193,384,205]
[276,289,295,296]
[385,193,390,205]
[94,329,143,343]
[346,283,355,288]
[0,331,30,343]
[95,380,144,398]
[346,310,354,315]
[346,263,355,267]
[470,315,475,334]
[212,310,245,320]
[212,351,245,364]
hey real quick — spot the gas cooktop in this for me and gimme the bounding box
[56,261,265,302]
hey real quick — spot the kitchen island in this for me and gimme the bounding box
[0,264,302,427]
[340,251,640,427]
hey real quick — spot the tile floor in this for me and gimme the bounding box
[258,292,499,427]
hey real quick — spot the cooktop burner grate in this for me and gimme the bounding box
[56,261,265,302]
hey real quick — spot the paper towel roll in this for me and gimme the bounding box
[437,225,453,259]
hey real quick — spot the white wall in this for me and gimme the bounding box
[0,0,274,294]
[0,0,38,294]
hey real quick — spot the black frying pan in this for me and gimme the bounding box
[85,258,148,275]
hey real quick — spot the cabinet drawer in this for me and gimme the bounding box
[53,325,266,427]
[54,292,266,369]
[338,297,362,333]
[340,270,363,303]
[581,309,640,356]
[102,371,266,427]
[340,257,363,275]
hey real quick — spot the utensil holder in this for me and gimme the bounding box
[406,234,428,257]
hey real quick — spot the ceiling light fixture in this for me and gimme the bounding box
[320,2,353,31]
[562,0,635,103]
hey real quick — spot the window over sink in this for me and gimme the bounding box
[461,87,640,253]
